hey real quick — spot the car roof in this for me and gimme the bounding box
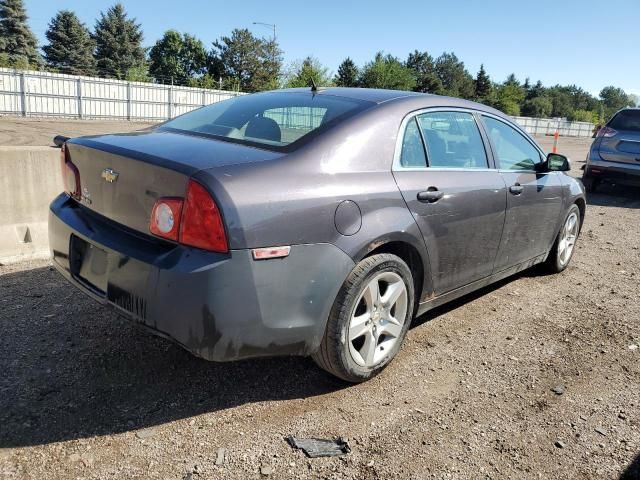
[277,87,507,117]
[278,87,425,104]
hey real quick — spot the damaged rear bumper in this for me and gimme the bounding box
[48,194,354,361]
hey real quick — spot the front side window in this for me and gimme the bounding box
[482,116,542,170]
[416,111,488,168]
[161,92,372,151]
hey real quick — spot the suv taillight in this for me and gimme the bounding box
[596,126,617,138]
[60,144,81,199]
[149,179,228,253]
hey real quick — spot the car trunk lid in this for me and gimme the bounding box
[65,129,282,237]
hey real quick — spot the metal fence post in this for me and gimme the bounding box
[77,78,83,119]
[18,72,27,116]
[167,85,173,119]
[126,82,132,121]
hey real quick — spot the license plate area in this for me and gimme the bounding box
[69,235,108,295]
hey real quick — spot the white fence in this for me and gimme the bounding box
[0,68,597,136]
[0,68,242,121]
[513,116,595,138]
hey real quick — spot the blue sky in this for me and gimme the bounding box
[25,0,639,97]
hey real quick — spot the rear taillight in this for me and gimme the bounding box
[149,179,228,253]
[180,180,228,253]
[596,126,617,138]
[60,144,81,199]
[150,198,183,241]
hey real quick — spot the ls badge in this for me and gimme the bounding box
[101,168,119,183]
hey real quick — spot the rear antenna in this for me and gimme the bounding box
[310,77,318,92]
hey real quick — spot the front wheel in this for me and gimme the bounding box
[545,204,581,273]
[312,253,415,383]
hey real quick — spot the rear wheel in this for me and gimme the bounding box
[545,204,581,273]
[582,173,599,193]
[312,253,415,383]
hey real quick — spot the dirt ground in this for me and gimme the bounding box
[1,131,639,479]
[0,117,155,146]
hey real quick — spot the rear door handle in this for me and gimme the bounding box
[509,184,524,195]
[417,188,444,203]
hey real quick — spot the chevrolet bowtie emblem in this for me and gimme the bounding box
[101,168,119,183]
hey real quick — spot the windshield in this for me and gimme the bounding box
[160,92,373,151]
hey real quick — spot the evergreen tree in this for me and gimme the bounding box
[285,56,332,88]
[149,30,207,84]
[252,37,282,91]
[474,64,491,100]
[334,57,359,87]
[212,28,282,92]
[93,3,145,79]
[434,52,475,99]
[495,74,526,115]
[0,0,41,67]
[406,50,442,93]
[359,52,415,91]
[43,10,96,76]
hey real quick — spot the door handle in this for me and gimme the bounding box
[509,183,524,195]
[417,188,444,203]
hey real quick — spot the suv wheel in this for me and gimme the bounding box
[312,253,415,383]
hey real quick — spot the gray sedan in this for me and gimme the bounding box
[49,88,586,382]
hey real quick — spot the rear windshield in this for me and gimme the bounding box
[609,110,640,132]
[160,92,372,151]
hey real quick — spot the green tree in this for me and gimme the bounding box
[406,50,442,93]
[212,28,282,92]
[522,96,553,117]
[359,52,415,91]
[285,56,332,88]
[149,30,207,84]
[599,86,635,119]
[125,63,152,82]
[434,52,474,99]
[495,74,525,115]
[43,10,95,75]
[93,3,145,79]
[569,109,599,123]
[474,64,492,101]
[334,57,359,87]
[252,37,282,91]
[526,80,545,100]
[0,0,41,67]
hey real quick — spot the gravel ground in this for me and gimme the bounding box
[0,117,155,146]
[1,135,639,479]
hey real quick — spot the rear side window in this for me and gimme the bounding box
[416,112,488,168]
[400,118,427,167]
[609,110,640,132]
[161,92,372,151]
[482,116,541,170]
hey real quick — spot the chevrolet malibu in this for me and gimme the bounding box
[49,88,586,382]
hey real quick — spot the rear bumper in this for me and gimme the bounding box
[49,194,354,361]
[585,155,640,186]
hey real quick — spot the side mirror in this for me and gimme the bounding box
[545,153,571,172]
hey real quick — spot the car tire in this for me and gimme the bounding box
[582,174,599,193]
[312,253,415,383]
[545,204,581,273]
